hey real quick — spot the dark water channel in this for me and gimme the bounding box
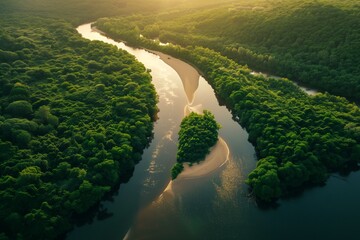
[67,23,360,240]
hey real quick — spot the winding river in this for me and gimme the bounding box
[68,23,360,240]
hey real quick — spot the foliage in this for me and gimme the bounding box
[171,163,184,180]
[177,111,220,163]
[0,15,157,239]
[171,111,220,179]
[5,100,33,118]
[0,0,221,25]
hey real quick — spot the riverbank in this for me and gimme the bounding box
[90,25,201,104]
[151,50,200,104]
[177,137,230,180]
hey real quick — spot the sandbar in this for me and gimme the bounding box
[90,25,200,103]
[152,50,200,104]
[176,137,230,180]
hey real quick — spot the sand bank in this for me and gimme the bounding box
[90,25,200,103]
[176,137,230,180]
[152,51,200,104]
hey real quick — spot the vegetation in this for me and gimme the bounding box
[171,111,220,179]
[0,0,229,25]
[95,0,360,101]
[0,1,359,238]
[95,16,360,202]
[0,15,157,239]
[171,163,184,180]
[0,0,163,24]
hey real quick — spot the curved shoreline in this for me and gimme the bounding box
[153,50,200,104]
[158,137,230,202]
[90,25,201,104]
[177,137,230,180]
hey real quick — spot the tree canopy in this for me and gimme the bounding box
[0,15,157,239]
[171,110,220,179]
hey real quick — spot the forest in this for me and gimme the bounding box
[0,15,157,239]
[171,111,220,179]
[1,0,360,238]
[96,0,360,101]
[94,12,360,202]
[0,0,228,25]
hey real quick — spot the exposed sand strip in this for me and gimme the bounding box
[177,137,230,180]
[152,51,200,104]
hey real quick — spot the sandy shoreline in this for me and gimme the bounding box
[153,50,200,104]
[177,137,230,180]
[160,137,229,198]
[91,25,200,104]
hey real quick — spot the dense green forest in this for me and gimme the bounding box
[1,0,360,238]
[0,15,157,239]
[95,15,360,202]
[0,0,164,24]
[0,0,231,24]
[97,0,360,101]
[171,111,220,179]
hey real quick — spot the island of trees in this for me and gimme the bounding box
[171,111,220,179]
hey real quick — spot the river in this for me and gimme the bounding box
[68,23,360,240]
[250,71,319,96]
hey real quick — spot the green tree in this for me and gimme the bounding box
[171,163,184,180]
[6,100,33,118]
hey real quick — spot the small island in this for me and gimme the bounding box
[171,110,220,179]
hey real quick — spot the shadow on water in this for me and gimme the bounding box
[74,203,114,227]
[70,168,135,228]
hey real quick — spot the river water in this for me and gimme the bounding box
[69,23,360,240]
